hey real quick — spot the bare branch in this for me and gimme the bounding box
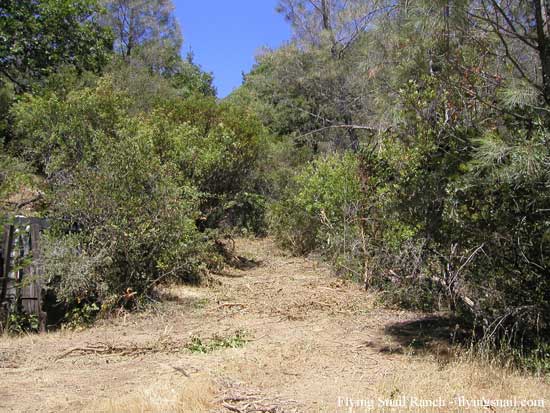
[294,124,383,140]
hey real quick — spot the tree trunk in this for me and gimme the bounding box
[320,0,338,58]
[534,0,550,104]
[126,4,136,57]
[320,0,331,31]
[344,113,359,151]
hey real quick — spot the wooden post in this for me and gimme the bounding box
[1,219,48,331]
[29,223,46,332]
[1,225,14,329]
[1,225,14,303]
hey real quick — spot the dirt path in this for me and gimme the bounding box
[1,238,549,412]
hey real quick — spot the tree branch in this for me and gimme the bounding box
[0,67,27,92]
[295,124,383,140]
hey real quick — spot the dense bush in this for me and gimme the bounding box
[12,75,130,176]
[352,76,550,347]
[443,123,550,344]
[8,71,265,313]
[148,96,268,232]
[154,97,265,194]
[43,129,209,305]
[0,154,40,208]
[270,153,363,274]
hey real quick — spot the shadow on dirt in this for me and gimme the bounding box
[230,255,262,270]
[387,316,470,349]
[155,290,209,310]
[214,238,262,271]
[363,315,474,359]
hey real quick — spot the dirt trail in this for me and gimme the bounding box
[1,238,548,413]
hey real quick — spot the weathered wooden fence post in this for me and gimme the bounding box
[1,224,14,308]
[1,219,47,332]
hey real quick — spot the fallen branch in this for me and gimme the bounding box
[55,340,179,361]
[15,195,43,210]
[218,302,247,309]
[222,403,244,413]
[215,380,300,413]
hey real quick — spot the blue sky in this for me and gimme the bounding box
[173,1,292,98]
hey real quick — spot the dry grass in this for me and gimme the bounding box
[1,237,548,413]
[87,356,549,413]
[369,357,549,412]
[88,375,217,413]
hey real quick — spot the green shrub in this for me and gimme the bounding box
[62,303,100,330]
[185,330,248,354]
[40,232,106,304]
[45,128,208,304]
[352,77,550,351]
[11,75,130,176]
[270,153,363,273]
[441,125,550,344]
[152,97,265,197]
[144,97,267,231]
[222,192,268,236]
[5,312,40,335]
[0,154,41,212]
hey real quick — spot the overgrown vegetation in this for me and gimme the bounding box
[0,0,266,331]
[236,0,550,370]
[269,153,363,273]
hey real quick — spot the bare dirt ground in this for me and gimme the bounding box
[1,238,549,412]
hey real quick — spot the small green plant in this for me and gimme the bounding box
[513,343,550,375]
[5,312,39,335]
[63,303,100,330]
[185,330,248,354]
[223,192,268,236]
[193,298,209,309]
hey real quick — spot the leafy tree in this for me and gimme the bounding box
[0,0,112,91]
[277,0,391,55]
[239,1,393,151]
[468,0,550,104]
[170,53,216,98]
[101,0,182,73]
[101,1,215,97]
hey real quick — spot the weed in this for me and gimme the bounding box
[5,312,39,334]
[193,298,209,309]
[63,303,100,330]
[513,343,550,375]
[185,330,248,354]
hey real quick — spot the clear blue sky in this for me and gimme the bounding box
[173,1,292,98]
